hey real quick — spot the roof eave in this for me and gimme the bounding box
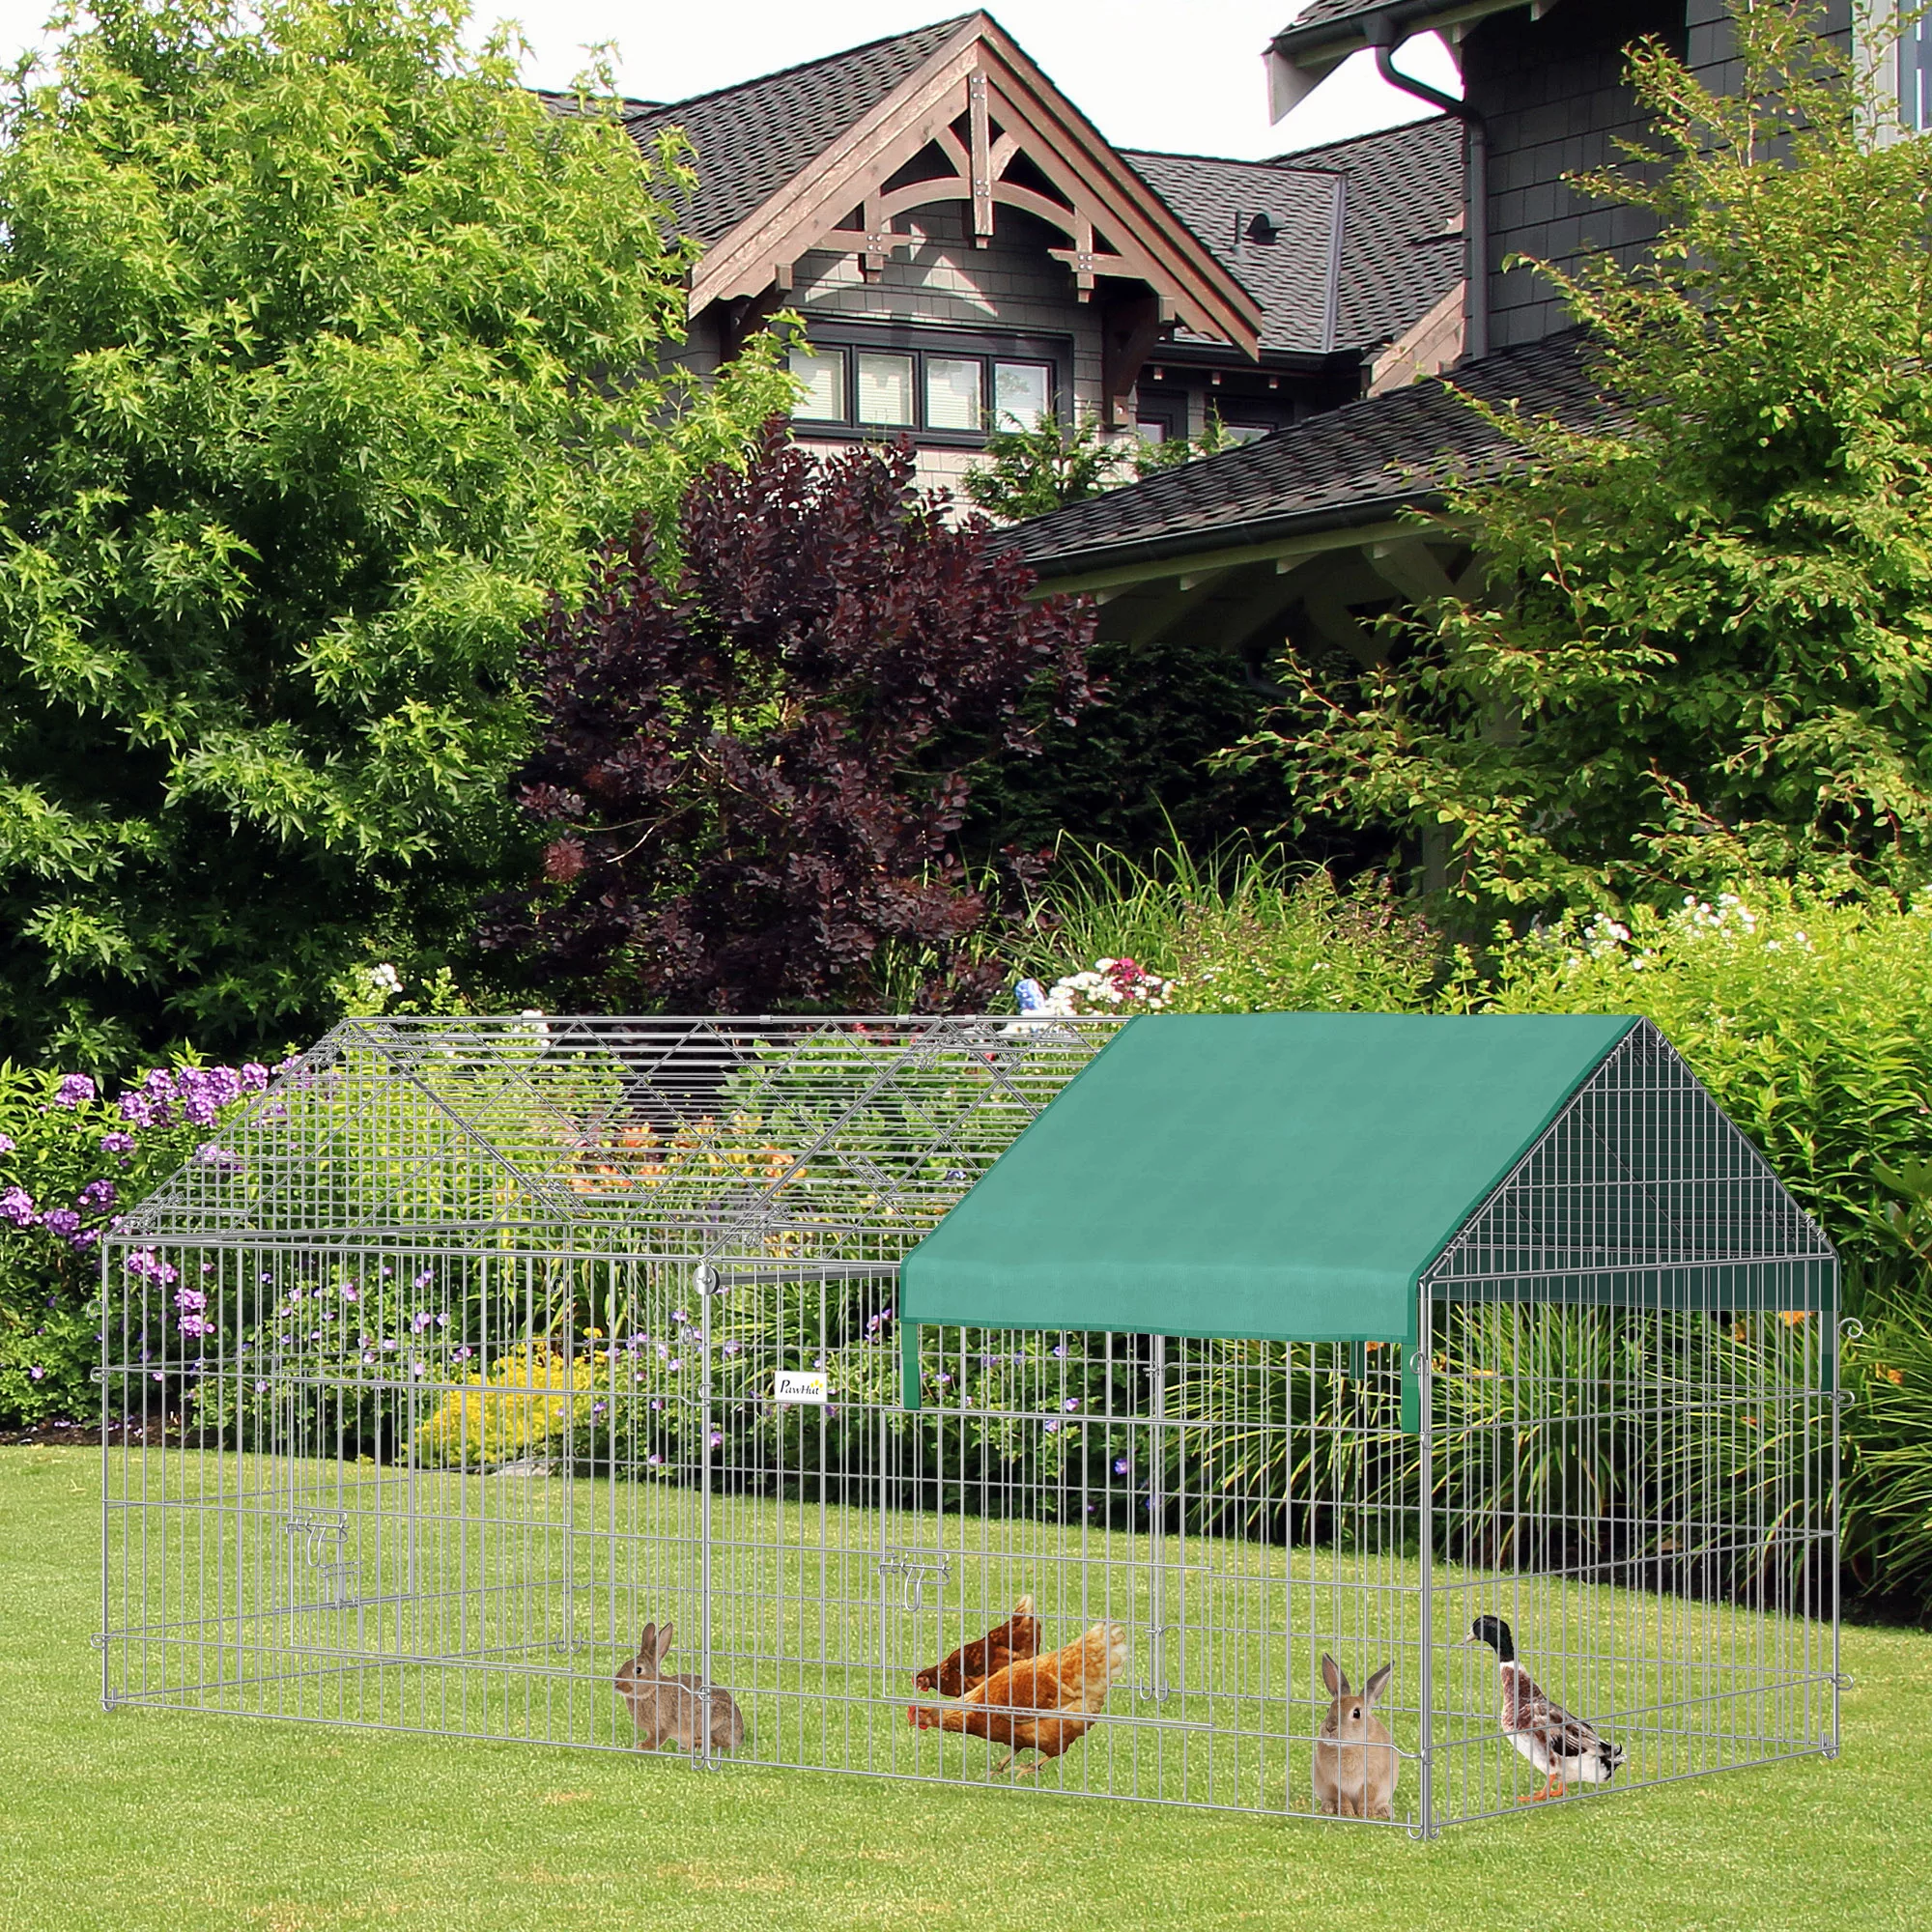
[1015,490,1440,588]
[1265,0,1544,121]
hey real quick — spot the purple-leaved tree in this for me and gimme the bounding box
[484,424,1096,1011]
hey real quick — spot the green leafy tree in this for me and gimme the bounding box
[1228,3,1932,918]
[961,410,1242,522]
[0,0,794,1072]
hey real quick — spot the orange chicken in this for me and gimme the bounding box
[914,1596,1040,1697]
[908,1621,1129,1775]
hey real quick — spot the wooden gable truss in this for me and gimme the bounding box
[687,14,1263,422]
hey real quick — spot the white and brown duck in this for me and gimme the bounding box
[1466,1614,1626,1803]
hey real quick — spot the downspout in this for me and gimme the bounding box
[1363,18,1489,361]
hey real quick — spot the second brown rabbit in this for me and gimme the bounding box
[615,1621,746,1756]
[1312,1653,1396,1819]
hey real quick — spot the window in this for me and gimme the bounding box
[1219,422,1270,447]
[783,327,1068,443]
[789,347,845,422]
[924,357,982,431]
[992,360,1052,432]
[857,353,915,425]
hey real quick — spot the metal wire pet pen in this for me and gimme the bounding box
[99,1011,1841,1833]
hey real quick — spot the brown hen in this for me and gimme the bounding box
[914,1596,1039,1696]
[908,1621,1128,1775]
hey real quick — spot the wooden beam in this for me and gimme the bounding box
[1124,569,1231,647]
[1304,588,1387,669]
[975,36,1259,353]
[1366,537,1459,606]
[968,71,994,244]
[1047,216,1099,298]
[1100,291,1165,431]
[1216,561,1315,657]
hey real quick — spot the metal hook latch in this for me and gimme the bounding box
[877,1550,951,1612]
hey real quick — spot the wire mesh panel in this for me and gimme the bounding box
[1418,1020,1840,1830]
[99,1013,1838,1833]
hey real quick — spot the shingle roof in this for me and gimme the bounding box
[1122,153,1344,354]
[1270,1,1522,59]
[1285,116,1465,350]
[1001,329,1614,576]
[628,17,973,246]
[1285,0,1391,27]
[1123,116,1463,358]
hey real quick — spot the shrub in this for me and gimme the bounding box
[1011,844,1446,1018]
[1470,885,1932,1295]
[0,1061,267,1425]
[0,0,792,1071]
[486,426,1095,1013]
[1842,1297,1932,1613]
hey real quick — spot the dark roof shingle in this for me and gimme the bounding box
[1286,116,1464,350]
[1122,152,1344,354]
[628,16,972,245]
[1123,116,1463,357]
[1002,330,1613,576]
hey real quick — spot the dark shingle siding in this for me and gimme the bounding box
[1463,0,1683,350]
[628,17,972,245]
[1001,330,1613,572]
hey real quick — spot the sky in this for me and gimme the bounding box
[0,2,1463,160]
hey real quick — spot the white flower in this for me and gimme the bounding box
[369,963,402,992]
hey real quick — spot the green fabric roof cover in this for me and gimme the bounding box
[899,1011,1638,1347]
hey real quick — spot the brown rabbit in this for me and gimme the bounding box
[1312,1654,1396,1820]
[614,1621,746,1756]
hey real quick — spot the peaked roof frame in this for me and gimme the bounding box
[682,13,1262,357]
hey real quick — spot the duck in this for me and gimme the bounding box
[1465,1614,1626,1803]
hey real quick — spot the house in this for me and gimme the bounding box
[622,13,1466,495]
[1001,1,1897,670]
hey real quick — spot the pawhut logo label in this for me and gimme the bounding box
[774,1370,828,1404]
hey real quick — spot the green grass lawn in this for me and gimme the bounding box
[7,1444,1928,1930]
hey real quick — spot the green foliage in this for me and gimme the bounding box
[1230,2,1932,918]
[959,411,1242,522]
[1466,883,1932,1295]
[959,630,1296,865]
[1842,1296,1932,1610]
[0,1060,261,1423]
[0,0,795,1072]
[1009,843,1446,1017]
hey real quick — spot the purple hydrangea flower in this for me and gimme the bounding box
[42,1208,81,1238]
[99,1131,135,1154]
[1114,1458,1130,1476]
[53,1073,96,1109]
[0,1132,15,1153]
[76,1179,116,1214]
[29,1365,43,1380]
[412,1311,433,1332]
[1063,1397,1080,1412]
[1,1186,37,1227]
[242,1063,270,1091]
